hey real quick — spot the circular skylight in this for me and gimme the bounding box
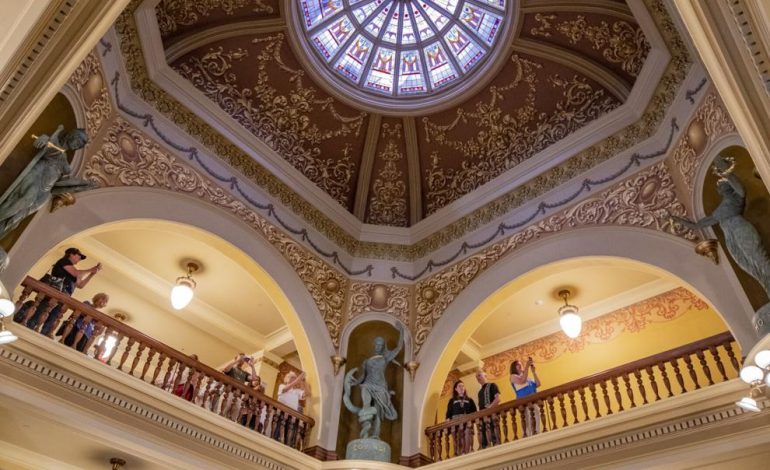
[299,0,509,100]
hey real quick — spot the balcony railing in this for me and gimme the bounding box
[425,331,741,461]
[14,276,314,450]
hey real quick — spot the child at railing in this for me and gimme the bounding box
[510,358,542,437]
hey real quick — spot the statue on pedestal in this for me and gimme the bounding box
[342,322,404,461]
[673,155,770,335]
[0,126,95,271]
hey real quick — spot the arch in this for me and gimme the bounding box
[0,186,338,446]
[404,226,756,455]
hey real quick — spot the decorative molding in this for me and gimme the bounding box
[479,287,710,381]
[726,0,770,94]
[0,347,293,470]
[302,446,337,462]
[399,453,433,468]
[155,0,275,38]
[83,117,348,348]
[413,162,696,353]
[347,282,411,327]
[67,50,112,139]
[366,123,408,227]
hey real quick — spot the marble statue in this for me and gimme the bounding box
[0,126,95,271]
[342,322,404,461]
[673,155,770,335]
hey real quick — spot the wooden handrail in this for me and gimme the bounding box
[425,331,740,461]
[15,276,314,447]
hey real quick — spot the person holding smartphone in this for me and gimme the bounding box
[222,353,258,384]
[510,357,542,437]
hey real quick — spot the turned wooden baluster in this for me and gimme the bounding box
[57,310,79,344]
[567,390,579,424]
[500,410,509,443]
[130,342,145,375]
[634,369,648,405]
[600,380,613,415]
[15,285,33,308]
[708,345,728,381]
[611,377,624,412]
[484,415,493,448]
[682,354,700,390]
[589,382,602,418]
[547,395,557,430]
[172,361,186,391]
[83,322,105,355]
[118,337,136,371]
[428,431,437,461]
[70,314,92,350]
[162,358,177,389]
[723,341,741,372]
[658,362,674,397]
[645,366,661,401]
[21,293,45,324]
[45,305,70,338]
[104,333,123,366]
[509,408,518,441]
[443,426,450,459]
[140,348,156,381]
[578,387,589,422]
[695,349,714,385]
[151,353,167,386]
[622,373,635,408]
[539,399,548,433]
[222,385,236,418]
[558,393,568,426]
[192,371,205,403]
[32,299,57,333]
[669,357,686,393]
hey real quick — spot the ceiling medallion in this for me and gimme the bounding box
[289,0,516,115]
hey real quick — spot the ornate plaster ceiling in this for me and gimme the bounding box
[151,0,653,228]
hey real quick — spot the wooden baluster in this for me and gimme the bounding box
[70,314,92,350]
[682,354,700,390]
[130,342,145,375]
[21,293,45,325]
[83,322,105,356]
[611,377,624,412]
[428,431,437,462]
[141,348,156,381]
[723,341,741,372]
[547,396,557,430]
[200,378,214,410]
[32,299,57,333]
[45,305,70,338]
[298,421,307,450]
[658,362,673,397]
[104,333,123,366]
[151,353,166,386]
[578,387,589,422]
[558,393,568,426]
[162,358,177,390]
[622,373,635,408]
[484,416,493,448]
[599,380,613,415]
[15,285,33,308]
[509,408,518,441]
[219,385,232,418]
[696,349,714,385]
[709,345,728,381]
[118,337,135,371]
[567,390,579,424]
[589,383,601,418]
[172,362,186,391]
[57,309,78,344]
[634,369,648,405]
[539,399,548,433]
[670,357,686,393]
[192,372,205,404]
[500,410,509,443]
[469,419,477,451]
[645,366,660,401]
[443,426,450,459]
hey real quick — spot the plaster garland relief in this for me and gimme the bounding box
[67,50,112,139]
[413,162,696,354]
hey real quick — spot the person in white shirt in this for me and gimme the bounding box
[274,371,306,444]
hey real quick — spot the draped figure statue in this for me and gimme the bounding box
[0,126,95,271]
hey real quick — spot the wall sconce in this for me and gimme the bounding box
[331,355,346,375]
[404,360,419,381]
[170,261,200,310]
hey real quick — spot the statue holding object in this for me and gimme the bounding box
[0,126,96,271]
[672,155,770,336]
[342,322,404,461]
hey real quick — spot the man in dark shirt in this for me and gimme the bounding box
[476,369,501,449]
[221,353,258,384]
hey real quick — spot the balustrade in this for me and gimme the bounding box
[425,331,740,461]
[13,277,314,450]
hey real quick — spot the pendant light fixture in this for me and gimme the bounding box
[170,261,200,310]
[0,297,18,345]
[557,289,582,339]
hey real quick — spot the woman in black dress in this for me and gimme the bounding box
[446,380,477,455]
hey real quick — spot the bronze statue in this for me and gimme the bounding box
[0,126,95,270]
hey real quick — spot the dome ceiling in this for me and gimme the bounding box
[154,0,651,228]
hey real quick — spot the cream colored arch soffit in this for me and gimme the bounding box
[126,0,670,250]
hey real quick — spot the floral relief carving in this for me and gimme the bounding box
[672,91,736,191]
[415,162,695,353]
[531,13,650,76]
[68,51,112,139]
[366,123,408,227]
[156,0,274,37]
[173,37,366,207]
[440,368,463,398]
[347,282,411,327]
[422,54,619,214]
[84,118,347,347]
[475,288,709,382]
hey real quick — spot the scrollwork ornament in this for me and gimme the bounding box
[366,124,408,227]
[347,282,410,326]
[156,0,274,37]
[68,51,112,139]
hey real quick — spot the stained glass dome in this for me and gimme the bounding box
[298,0,509,100]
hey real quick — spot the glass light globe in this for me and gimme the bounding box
[0,298,14,318]
[0,329,18,345]
[765,372,770,388]
[754,349,770,369]
[559,311,582,339]
[735,396,761,412]
[739,365,764,384]
[170,282,194,310]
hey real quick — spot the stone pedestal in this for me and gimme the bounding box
[754,303,770,337]
[345,438,391,462]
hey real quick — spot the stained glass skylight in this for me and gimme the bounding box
[298,0,508,99]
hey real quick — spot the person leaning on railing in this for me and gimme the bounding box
[445,380,477,455]
[510,358,542,437]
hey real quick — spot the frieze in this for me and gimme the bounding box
[68,50,112,139]
[84,117,347,348]
[414,162,696,354]
[347,282,411,327]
